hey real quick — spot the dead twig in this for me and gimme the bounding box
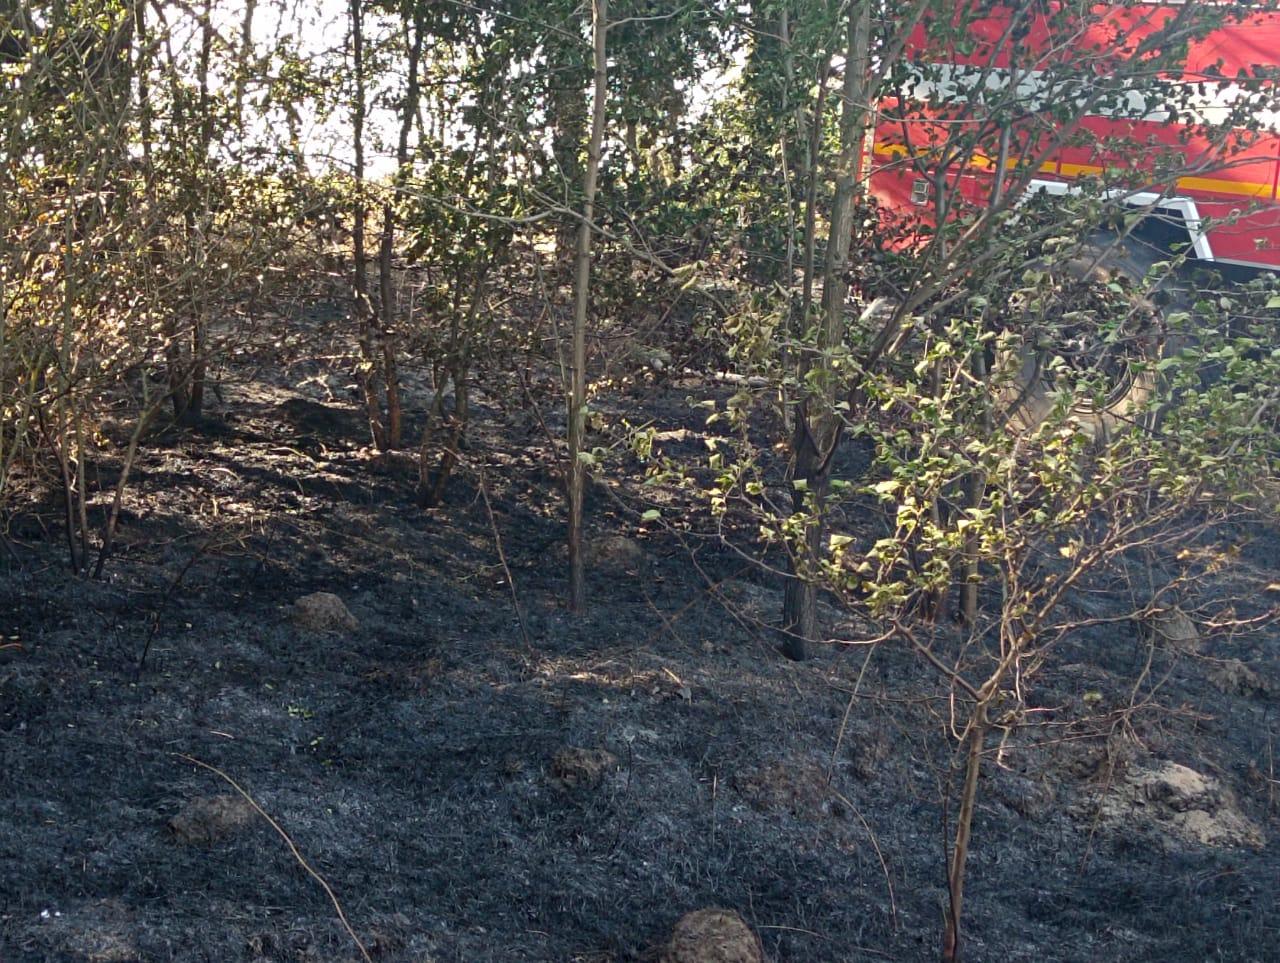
[174,753,374,963]
[475,462,535,655]
[138,536,215,671]
[828,638,882,780]
[829,787,899,932]
[94,403,158,578]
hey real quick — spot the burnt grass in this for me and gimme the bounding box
[2,336,1279,962]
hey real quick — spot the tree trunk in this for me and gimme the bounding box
[781,1,871,658]
[567,0,607,613]
[134,1,190,426]
[781,406,831,656]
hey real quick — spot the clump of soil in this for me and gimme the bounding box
[586,534,647,571]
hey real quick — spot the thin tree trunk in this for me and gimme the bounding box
[624,118,641,177]
[943,707,988,963]
[233,0,256,132]
[73,409,89,568]
[376,8,423,451]
[186,1,214,422]
[55,208,84,573]
[134,1,190,428]
[418,268,485,507]
[781,1,871,658]
[49,411,81,573]
[778,2,798,433]
[549,33,587,267]
[567,0,607,613]
[961,348,991,626]
[94,400,154,578]
[959,129,1008,623]
[799,60,833,329]
[349,0,386,451]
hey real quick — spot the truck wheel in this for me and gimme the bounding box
[999,233,1167,439]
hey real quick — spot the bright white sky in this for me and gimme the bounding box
[203,0,402,178]
[190,0,742,180]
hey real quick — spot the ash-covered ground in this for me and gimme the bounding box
[2,333,1278,962]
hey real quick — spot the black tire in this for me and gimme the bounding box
[999,232,1169,439]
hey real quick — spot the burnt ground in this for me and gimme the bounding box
[2,323,1279,963]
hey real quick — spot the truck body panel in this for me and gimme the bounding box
[870,3,1280,269]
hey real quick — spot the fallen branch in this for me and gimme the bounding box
[174,754,373,963]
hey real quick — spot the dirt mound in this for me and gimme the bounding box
[1208,659,1272,698]
[549,746,618,791]
[277,397,358,437]
[1089,760,1264,849]
[586,534,647,570]
[1139,606,1200,653]
[662,909,764,963]
[290,592,359,633]
[167,795,257,845]
[734,757,834,817]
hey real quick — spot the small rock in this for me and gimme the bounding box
[549,746,618,791]
[277,397,352,435]
[663,908,765,963]
[168,795,256,845]
[290,592,359,633]
[629,343,674,371]
[652,428,695,444]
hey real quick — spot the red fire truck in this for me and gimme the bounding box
[869,2,1280,271]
